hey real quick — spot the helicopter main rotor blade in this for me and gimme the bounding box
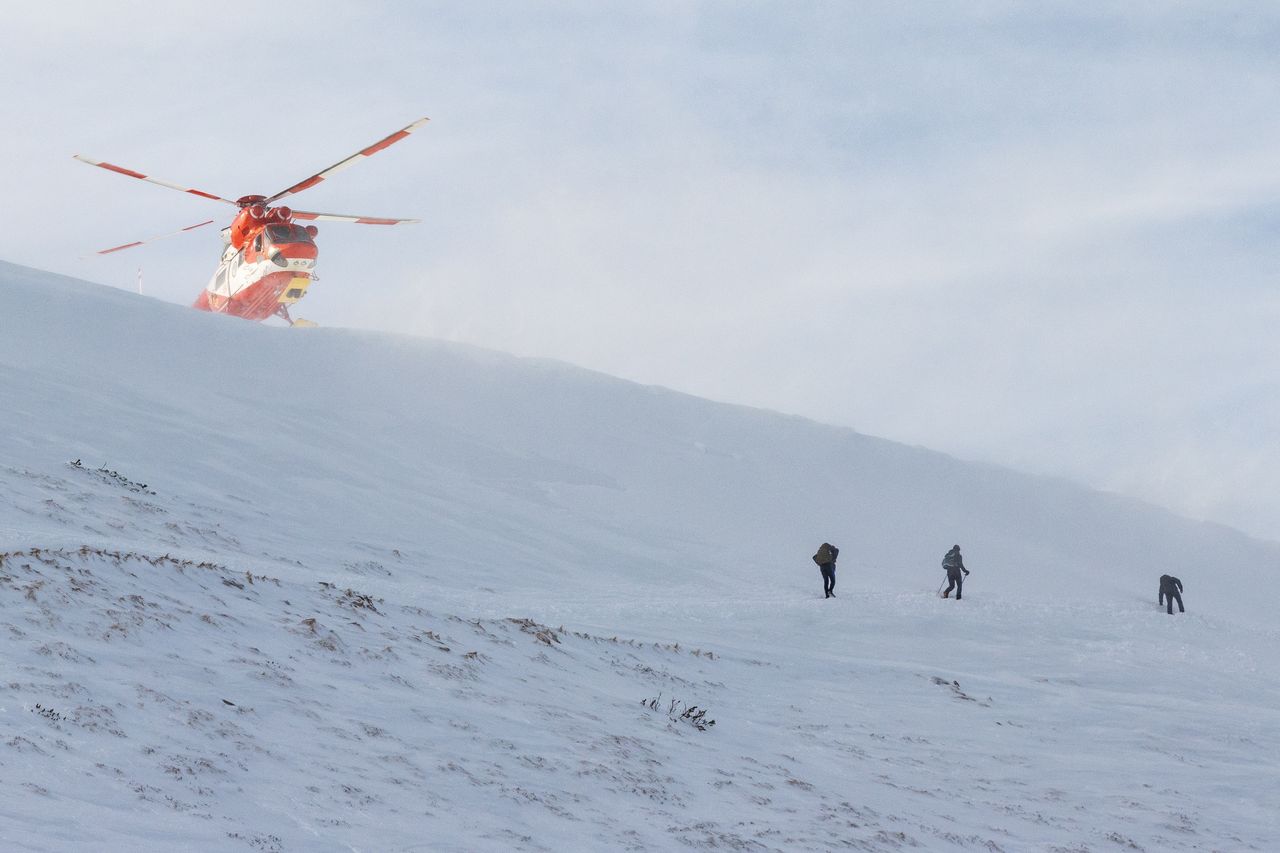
[292,211,421,225]
[73,155,239,206]
[264,117,429,205]
[87,219,217,256]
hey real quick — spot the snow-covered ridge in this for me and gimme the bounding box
[1,259,1275,625]
[5,541,1277,851]
[2,261,1278,850]
[2,545,732,850]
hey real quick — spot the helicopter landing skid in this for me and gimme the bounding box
[273,303,316,327]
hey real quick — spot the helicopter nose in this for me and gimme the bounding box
[273,240,318,260]
[270,244,318,270]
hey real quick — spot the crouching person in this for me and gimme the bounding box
[1159,574,1184,615]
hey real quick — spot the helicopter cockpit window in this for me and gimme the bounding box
[266,224,315,245]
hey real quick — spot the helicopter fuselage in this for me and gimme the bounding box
[194,211,319,322]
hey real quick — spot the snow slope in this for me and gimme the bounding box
[2,261,1277,851]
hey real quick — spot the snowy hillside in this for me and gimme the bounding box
[2,261,1278,851]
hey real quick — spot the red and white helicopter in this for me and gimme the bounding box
[75,117,428,325]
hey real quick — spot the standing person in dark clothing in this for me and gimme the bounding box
[813,542,839,598]
[941,545,969,600]
[1159,574,1185,614]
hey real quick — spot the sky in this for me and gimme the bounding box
[2,1,1279,541]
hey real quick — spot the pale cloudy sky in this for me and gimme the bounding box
[3,2,1279,540]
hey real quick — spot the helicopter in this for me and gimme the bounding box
[75,117,428,325]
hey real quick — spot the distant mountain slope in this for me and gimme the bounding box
[1,260,1275,624]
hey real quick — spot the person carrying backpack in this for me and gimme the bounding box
[1158,574,1184,615]
[813,542,839,598]
[941,544,969,600]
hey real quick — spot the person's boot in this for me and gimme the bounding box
[942,589,950,598]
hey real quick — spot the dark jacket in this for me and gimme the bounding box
[813,543,839,568]
[1159,575,1183,595]
[942,547,967,578]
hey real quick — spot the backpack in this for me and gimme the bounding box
[813,543,834,566]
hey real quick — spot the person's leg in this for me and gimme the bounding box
[1174,591,1184,613]
[1167,594,1173,615]
[955,574,963,600]
[829,567,835,597]
[944,577,955,598]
